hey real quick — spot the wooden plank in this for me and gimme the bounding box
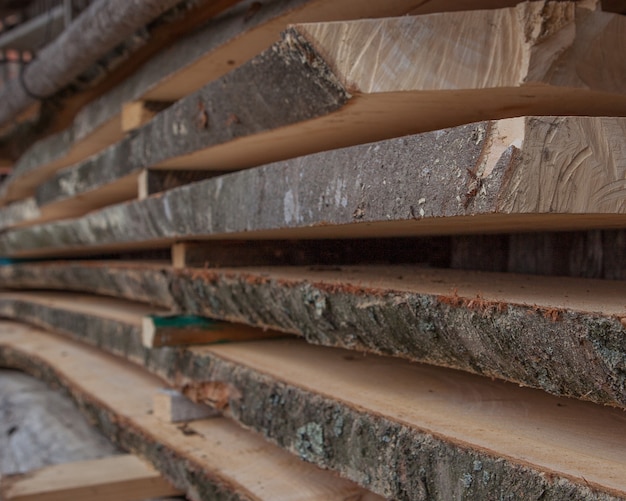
[143,314,284,348]
[0,292,289,363]
[4,115,626,257]
[0,322,382,501]
[121,101,172,133]
[153,389,218,423]
[3,322,626,500]
[0,266,625,408]
[0,0,438,207]
[0,454,182,501]
[25,3,626,220]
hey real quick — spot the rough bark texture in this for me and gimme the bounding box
[0,345,257,501]
[0,0,184,128]
[4,117,626,258]
[0,0,311,205]
[0,198,40,231]
[32,29,349,211]
[1,263,625,408]
[0,321,623,501]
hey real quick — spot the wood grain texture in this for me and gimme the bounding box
[3,116,626,257]
[1,322,626,500]
[0,454,181,501]
[0,0,428,207]
[0,322,382,501]
[0,265,625,408]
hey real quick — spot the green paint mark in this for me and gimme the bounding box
[150,314,220,330]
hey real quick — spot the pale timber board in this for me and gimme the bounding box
[2,323,626,500]
[4,115,626,257]
[0,266,625,409]
[0,322,382,501]
[0,454,181,501]
[202,338,626,499]
[25,2,626,221]
[0,0,439,207]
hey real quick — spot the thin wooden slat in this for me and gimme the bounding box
[0,322,382,501]
[0,291,288,360]
[0,455,182,501]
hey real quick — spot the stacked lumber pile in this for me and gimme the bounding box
[0,0,625,499]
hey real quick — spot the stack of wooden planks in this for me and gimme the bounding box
[0,1,625,499]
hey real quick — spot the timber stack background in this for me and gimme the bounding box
[0,0,625,500]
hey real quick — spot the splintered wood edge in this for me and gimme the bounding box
[0,455,182,501]
[0,322,381,501]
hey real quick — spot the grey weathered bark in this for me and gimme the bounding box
[20,4,626,217]
[0,321,625,501]
[3,117,626,258]
[0,323,381,501]
[0,197,39,230]
[0,267,625,408]
[0,0,186,129]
